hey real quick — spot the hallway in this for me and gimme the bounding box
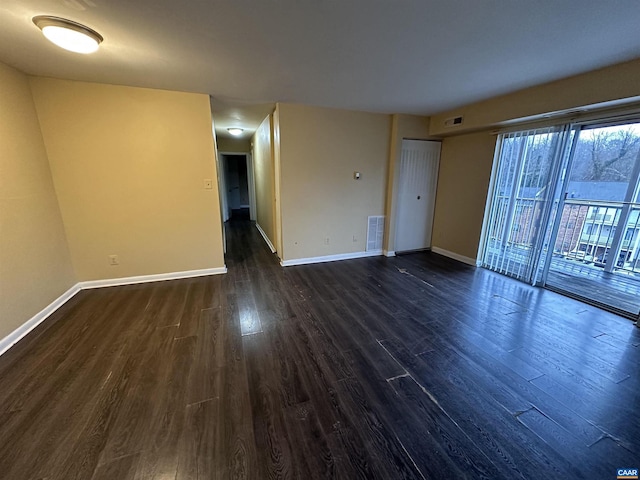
[0,219,638,479]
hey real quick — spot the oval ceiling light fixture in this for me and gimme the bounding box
[33,16,103,54]
[227,128,244,136]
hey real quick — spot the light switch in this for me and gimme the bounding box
[354,172,361,180]
[204,179,213,189]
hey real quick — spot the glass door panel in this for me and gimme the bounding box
[545,122,640,316]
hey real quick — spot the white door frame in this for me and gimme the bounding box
[217,153,230,223]
[246,153,257,222]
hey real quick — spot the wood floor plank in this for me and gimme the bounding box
[217,307,259,479]
[187,307,224,405]
[389,374,508,480]
[176,398,221,480]
[49,354,138,480]
[335,377,426,479]
[243,334,295,480]
[282,402,336,480]
[98,324,179,464]
[175,280,207,338]
[133,335,196,479]
[92,453,140,480]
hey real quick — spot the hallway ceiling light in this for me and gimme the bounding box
[33,16,103,54]
[227,128,244,136]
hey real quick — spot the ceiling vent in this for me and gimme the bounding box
[444,116,464,127]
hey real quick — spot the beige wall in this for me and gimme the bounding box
[432,132,497,260]
[252,115,277,249]
[384,114,436,252]
[430,58,640,136]
[217,136,251,153]
[0,63,75,340]
[278,103,390,261]
[30,78,225,281]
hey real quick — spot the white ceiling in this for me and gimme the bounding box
[2,0,640,138]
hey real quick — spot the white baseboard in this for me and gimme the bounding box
[78,267,228,289]
[239,204,250,208]
[281,250,382,267]
[255,223,276,253]
[0,284,81,357]
[0,266,227,358]
[383,250,396,257]
[431,246,476,266]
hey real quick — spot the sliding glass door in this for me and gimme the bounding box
[480,119,640,317]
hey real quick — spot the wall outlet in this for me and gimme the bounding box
[108,254,119,266]
[324,237,330,245]
[352,235,358,243]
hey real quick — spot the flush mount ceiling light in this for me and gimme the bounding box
[33,16,103,54]
[227,128,244,136]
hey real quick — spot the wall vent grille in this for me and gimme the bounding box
[367,216,385,252]
[444,116,464,127]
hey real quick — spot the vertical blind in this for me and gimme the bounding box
[479,127,571,283]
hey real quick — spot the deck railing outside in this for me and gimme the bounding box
[557,200,640,276]
[484,197,640,279]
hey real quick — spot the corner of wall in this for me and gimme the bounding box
[0,64,76,342]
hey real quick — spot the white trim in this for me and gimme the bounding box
[78,267,227,289]
[431,247,476,266]
[383,250,396,257]
[256,223,276,253]
[0,284,81,357]
[281,250,382,267]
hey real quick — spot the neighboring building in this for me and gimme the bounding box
[555,182,627,257]
[560,182,640,271]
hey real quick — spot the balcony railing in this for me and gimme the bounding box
[485,196,640,275]
[554,199,640,275]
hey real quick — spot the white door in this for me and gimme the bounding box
[395,140,441,252]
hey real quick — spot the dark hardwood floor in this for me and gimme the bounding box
[1,218,639,479]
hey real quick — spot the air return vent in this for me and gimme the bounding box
[444,116,464,127]
[367,216,384,252]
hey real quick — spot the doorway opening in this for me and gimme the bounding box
[218,152,256,223]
